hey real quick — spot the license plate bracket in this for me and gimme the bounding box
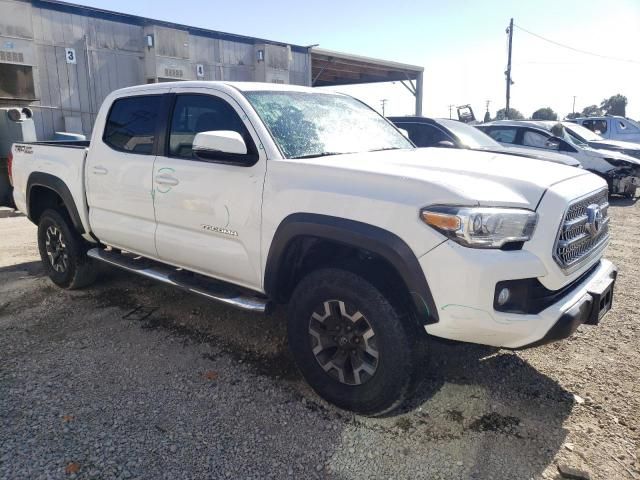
[586,276,614,325]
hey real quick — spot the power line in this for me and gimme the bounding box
[514,23,640,65]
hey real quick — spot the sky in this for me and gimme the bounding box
[75,0,640,119]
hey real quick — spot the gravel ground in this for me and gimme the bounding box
[0,199,639,480]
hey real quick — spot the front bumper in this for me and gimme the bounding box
[518,268,615,349]
[419,241,617,348]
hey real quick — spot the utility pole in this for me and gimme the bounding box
[448,104,455,119]
[505,18,514,119]
[572,96,576,114]
[380,99,388,116]
[484,100,492,122]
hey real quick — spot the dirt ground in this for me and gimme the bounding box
[0,199,639,480]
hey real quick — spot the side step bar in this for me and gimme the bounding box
[87,248,271,314]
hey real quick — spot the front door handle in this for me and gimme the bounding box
[155,174,179,186]
[92,166,108,175]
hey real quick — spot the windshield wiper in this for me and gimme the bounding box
[290,152,346,159]
[368,147,403,152]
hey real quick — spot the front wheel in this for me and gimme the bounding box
[288,268,425,416]
[37,209,96,289]
[624,185,637,199]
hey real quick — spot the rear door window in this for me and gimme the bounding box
[522,130,550,148]
[485,127,517,144]
[103,95,163,155]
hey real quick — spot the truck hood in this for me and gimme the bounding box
[295,148,590,208]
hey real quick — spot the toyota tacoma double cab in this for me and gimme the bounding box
[10,82,617,415]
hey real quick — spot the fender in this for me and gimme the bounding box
[26,172,85,234]
[264,213,439,324]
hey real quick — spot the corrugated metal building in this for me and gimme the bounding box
[0,0,424,141]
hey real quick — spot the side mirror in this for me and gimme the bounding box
[436,140,456,148]
[193,130,248,156]
[192,130,257,166]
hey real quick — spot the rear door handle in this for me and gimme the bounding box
[155,174,179,186]
[92,166,108,175]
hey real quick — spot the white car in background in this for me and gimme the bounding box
[388,116,581,167]
[568,116,640,143]
[478,120,640,198]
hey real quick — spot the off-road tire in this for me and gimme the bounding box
[37,209,96,289]
[288,268,426,416]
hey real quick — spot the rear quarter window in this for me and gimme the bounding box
[617,120,639,133]
[103,95,163,155]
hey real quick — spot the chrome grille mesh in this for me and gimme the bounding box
[554,188,610,271]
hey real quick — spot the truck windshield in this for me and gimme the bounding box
[244,91,413,159]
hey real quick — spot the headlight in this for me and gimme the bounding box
[420,206,538,248]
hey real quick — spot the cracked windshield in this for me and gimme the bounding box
[244,91,413,159]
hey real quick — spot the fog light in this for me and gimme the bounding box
[497,287,511,306]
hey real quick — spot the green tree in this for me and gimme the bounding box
[495,107,524,120]
[531,107,558,121]
[565,112,581,120]
[600,94,627,116]
[582,105,603,117]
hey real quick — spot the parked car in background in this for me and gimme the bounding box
[567,116,640,143]
[10,81,618,415]
[389,116,580,167]
[478,120,640,198]
[563,122,640,160]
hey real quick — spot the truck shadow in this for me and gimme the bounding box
[376,338,574,478]
[0,259,572,479]
[85,268,574,479]
[609,196,639,207]
[0,209,23,219]
[0,260,43,276]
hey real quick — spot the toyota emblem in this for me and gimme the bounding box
[585,204,603,237]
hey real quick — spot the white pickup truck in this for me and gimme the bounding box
[9,82,617,415]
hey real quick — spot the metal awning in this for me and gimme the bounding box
[310,48,424,115]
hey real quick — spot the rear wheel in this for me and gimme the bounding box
[37,209,96,289]
[288,268,425,415]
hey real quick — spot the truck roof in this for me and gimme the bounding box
[569,116,625,121]
[111,81,343,96]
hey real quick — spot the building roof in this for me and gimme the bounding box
[310,48,423,87]
[32,0,310,52]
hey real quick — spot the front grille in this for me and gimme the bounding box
[554,188,610,272]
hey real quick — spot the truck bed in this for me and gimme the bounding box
[11,141,91,234]
[20,140,90,148]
